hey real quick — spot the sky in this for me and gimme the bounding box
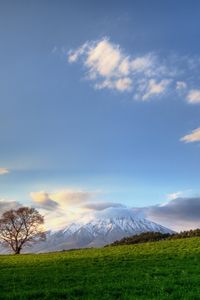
[0,0,200,231]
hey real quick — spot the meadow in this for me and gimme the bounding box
[0,237,200,300]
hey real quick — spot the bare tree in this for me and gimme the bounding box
[0,207,46,254]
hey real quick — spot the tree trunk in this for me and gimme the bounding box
[15,248,21,254]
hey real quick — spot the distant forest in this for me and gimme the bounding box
[107,229,200,246]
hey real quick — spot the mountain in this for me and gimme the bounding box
[30,209,173,253]
[0,209,174,254]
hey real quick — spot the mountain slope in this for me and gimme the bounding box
[0,209,174,254]
[31,211,173,253]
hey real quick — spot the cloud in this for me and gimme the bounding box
[142,79,170,100]
[180,127,200,143]
[51,190,95,206]
[68,43,89,63]
[29,187,200,232]
[30,190,93,211]
[67,40,200,150]
[0,168,9,175]
[94,207,142,220]
[166,191,183,201]
[85,39,121,77]
[66,35,200,128]
[131,55,153,73]
[30,189,130,229]
[95,77,132,92]
[30,192,59,210]
[30,189,97,230]
[187,89,200,103]
[82,202,124,211]
[134,197,200,232]
[67,37,200,108]
[67,37,173,99]
[176,81,187,90]
[0,200,21,216]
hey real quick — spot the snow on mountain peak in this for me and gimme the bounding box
[11,207,173,254]
[93,207,141,220]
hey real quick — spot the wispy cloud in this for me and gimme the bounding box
[0,168,9,175]
[166,191,184,201]
[67,37,200,107]
[82,202,124,211]
[180,127,200,143]
[66,38,200,144]
[67,37,174,100]
[176,81,187,90]
[187,89,200,104]
[142,79,171,100]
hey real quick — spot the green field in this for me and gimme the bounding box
[1,237,200,300]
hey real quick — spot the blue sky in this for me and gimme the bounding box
[0,1,200,230]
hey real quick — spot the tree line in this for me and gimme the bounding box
[108,229,200,247]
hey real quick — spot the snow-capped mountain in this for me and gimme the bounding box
[0,208,174,254]
[30,209,173,253]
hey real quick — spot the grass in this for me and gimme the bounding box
[1,237,200,299]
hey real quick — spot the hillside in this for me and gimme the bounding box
[1,237,200,299]
[108,229,200,246]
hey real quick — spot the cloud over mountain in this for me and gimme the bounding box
[133,196,200,231]
[29,189,126,229]
[29,187,200,232]
[1,187,199,233]
[82,202,124,211]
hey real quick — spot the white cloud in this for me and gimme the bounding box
[67,37,172,98]
[30,192,59,210]
[180,127,200,143]
[166,191,183,201]
[115,77,132,91]
[30,188,132,230]
[82,202,124,211]
[30,189,97,230]
[68,43,88,63]
[158,191,185,207]
[94,207,142,220]
[85,39,121,77]
[0,168,9,175]
[31,190,93,210]
[176,81,187,90]
[67,37,200,107]
[29,187,200,232]
[1,183,198,233]
[118,58,130,75]
[131,55,154,72]
[142,79,170,100]
[96,77,132,92]
[187,89,200,103]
